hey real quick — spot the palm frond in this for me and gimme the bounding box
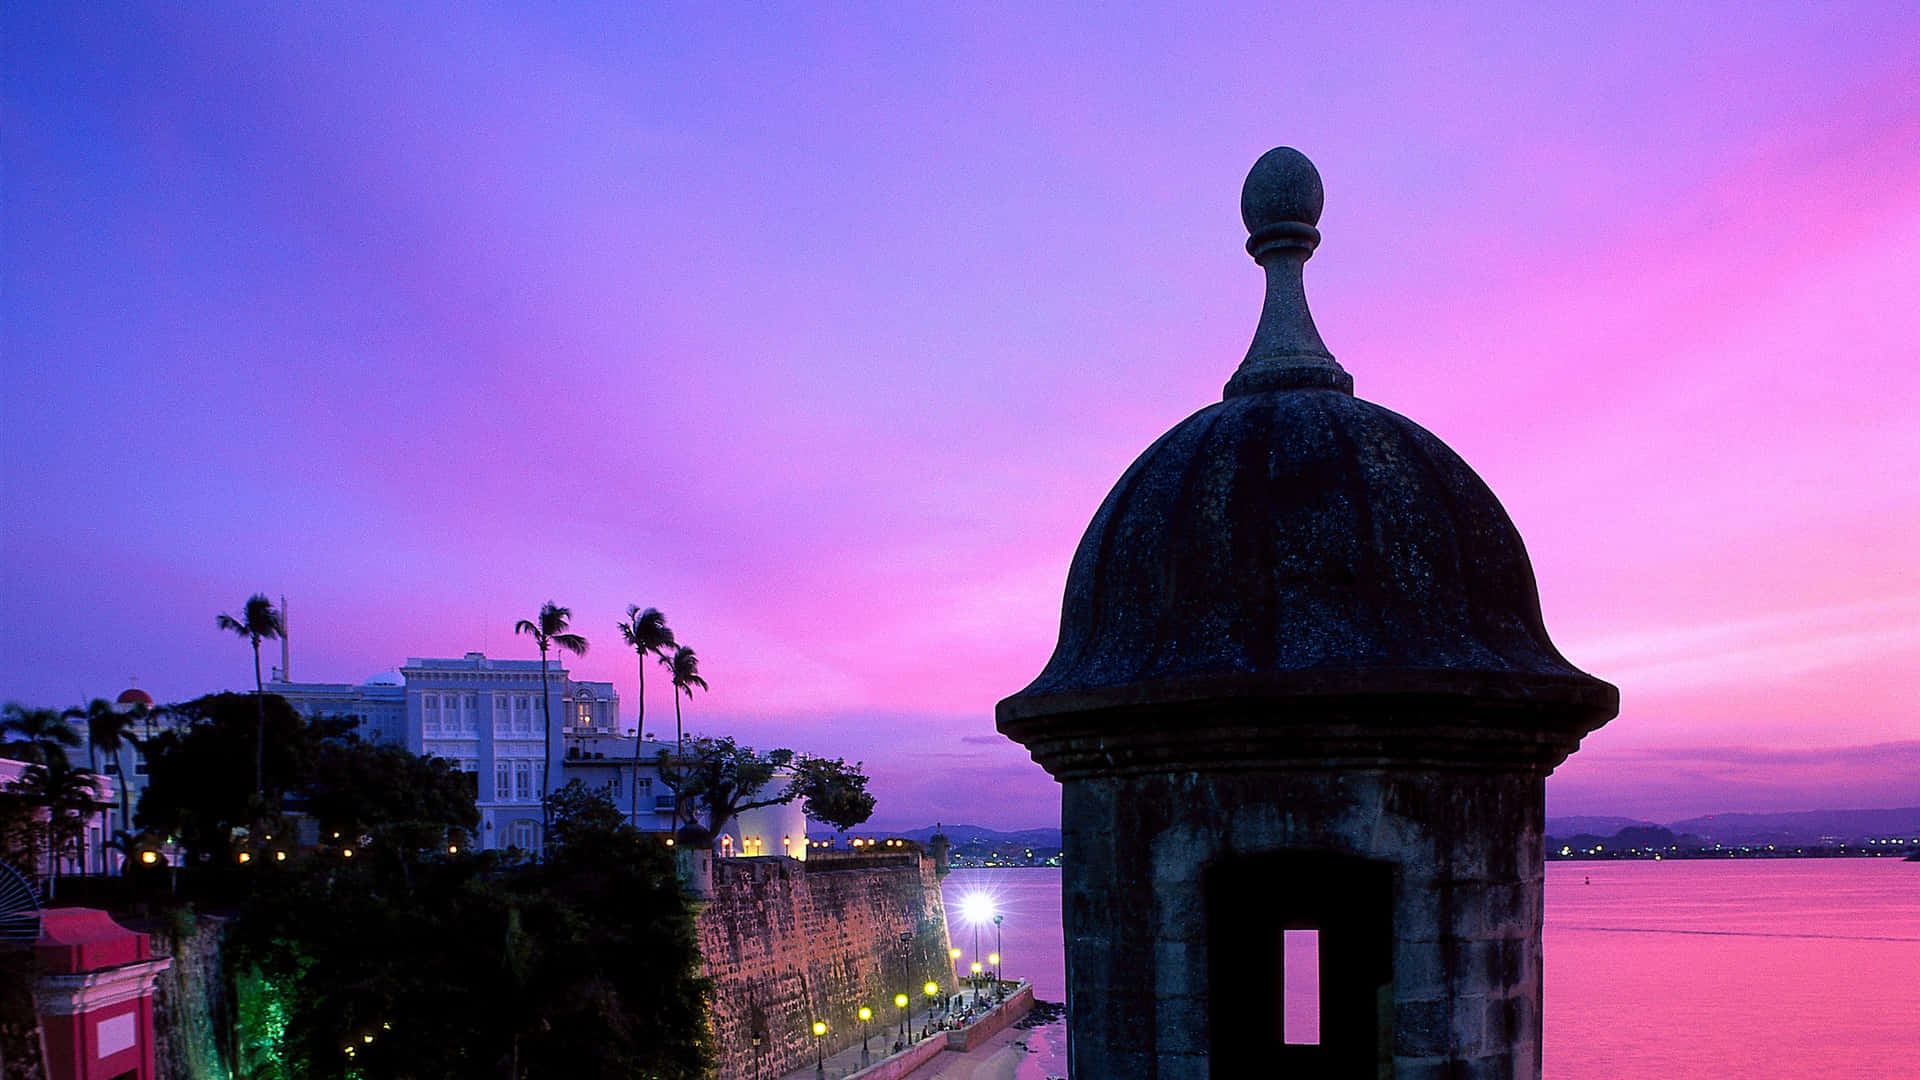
[538,602,573,636]
[514,619,540,637]
[619,606,675,654]
[219,594,283,640]
[553,632,589,657]
[662,646,707,696]
[243,594,285,639]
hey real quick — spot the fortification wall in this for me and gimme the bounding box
[144,912,234,1080]
[698,853,952,1080]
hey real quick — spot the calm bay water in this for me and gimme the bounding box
[943,859,1920,1079]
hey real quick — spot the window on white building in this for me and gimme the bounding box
[607,774,622,799]
[495,763,511,801]
[514,760,532,801]
[509,820,538,851]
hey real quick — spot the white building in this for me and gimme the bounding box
[263,651,808,859]
[268,652,615,855]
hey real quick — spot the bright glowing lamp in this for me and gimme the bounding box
[960,892,995,925]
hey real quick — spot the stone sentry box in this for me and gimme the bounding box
[997,148,1618,1080]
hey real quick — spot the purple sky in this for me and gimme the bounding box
[5,5,1916,830]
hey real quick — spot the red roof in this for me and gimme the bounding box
[116,688,153,707]
[35,908,149,973]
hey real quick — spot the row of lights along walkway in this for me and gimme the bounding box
[770,892,1027,1080]
[772,979,1034,1080]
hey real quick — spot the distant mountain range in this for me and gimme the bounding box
[1549,808,1920,846]
[839,808,1920,853]
[827,824,1064,853]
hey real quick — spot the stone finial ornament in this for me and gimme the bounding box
[1227,146,1350,397]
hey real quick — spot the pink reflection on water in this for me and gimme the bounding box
[946,861,1920,1079]
[1544,860,1920,1080]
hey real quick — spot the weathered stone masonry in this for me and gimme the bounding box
[697,852,953,1080]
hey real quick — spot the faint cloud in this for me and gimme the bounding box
[1549,740,1920,821]
[1562,595,1920,694]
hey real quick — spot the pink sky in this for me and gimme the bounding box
[4,5,1916,829]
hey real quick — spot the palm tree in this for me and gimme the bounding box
[659,646,707,828]
[216,593,284,799]
[616,606,675,822]
[64,699,137,837]
[0,703,82,764]
[515,602,588,847]
[3,755,100,898]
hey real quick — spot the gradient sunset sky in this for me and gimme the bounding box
[5,4,1915,830]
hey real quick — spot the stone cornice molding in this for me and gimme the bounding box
[1000,676,1614,781]
[34,957,172,1016]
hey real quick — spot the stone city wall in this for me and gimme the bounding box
[143,912,234,1080]
[698,853,952,1080]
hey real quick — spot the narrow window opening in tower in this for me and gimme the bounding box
[1282,929,1321,1045]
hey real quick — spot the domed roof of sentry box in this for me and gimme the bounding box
[998,148,1617,739]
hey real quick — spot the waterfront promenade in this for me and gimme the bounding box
[772,982,1034,1080]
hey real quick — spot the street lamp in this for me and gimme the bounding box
[970,961,983,1004]
[859,1006,872,1068]
[894,992,909,1046]
[993,912,1004,985]
[924,980,940,1019]
[812,1021,827,1080]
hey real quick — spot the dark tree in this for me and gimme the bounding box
[67,697,139,835]
[232,786,711,1079]
[617,605,675,821]
[216,593,284,798]
[660,736,876,841]
[515,601,588,844]
[303,741,479,855]
[791,755,877,832]
[541,779,628,858]
[0,702,81,764]
[134,693,328,858]
[0,756,100,897]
